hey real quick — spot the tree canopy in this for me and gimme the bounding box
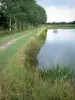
[0,0,47,30]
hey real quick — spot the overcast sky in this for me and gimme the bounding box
[37,0,75,22]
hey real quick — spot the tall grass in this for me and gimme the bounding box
[0,29,75,100]
[41,66,74,82]
[24,29,47,68]
[0,66,75,100]
[24,38,39,68]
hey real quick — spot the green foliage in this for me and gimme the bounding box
[0,0,47,30]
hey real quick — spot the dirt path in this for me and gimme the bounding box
[0,27,46,50]
[0,30,35,50]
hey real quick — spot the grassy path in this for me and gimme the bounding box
[0,29,38,50]
[0,26,46,72]
[0,29,35,46]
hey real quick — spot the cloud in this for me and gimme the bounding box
[37,0,75,22]
[37,0,75,8]
[45,6,75,22]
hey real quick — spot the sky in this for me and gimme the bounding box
[37,0,75,22]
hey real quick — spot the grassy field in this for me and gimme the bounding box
[0,25,75,100]
[47,24,75,29]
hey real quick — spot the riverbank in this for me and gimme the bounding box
[47,24,75,29]
[0,28,75,100]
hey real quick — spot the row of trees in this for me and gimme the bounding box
[0,0,47,31]
[46,21,75,25]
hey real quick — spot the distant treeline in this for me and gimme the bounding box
[0,0,47,31]
[46,21,75,25]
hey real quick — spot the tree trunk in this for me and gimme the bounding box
[9,17,12,31]
[28,23,30,29]
[22,22,24,29]
[14,17,17,30]
[15,21,17,30]
[23,22,25,29]
[20,21,21,30]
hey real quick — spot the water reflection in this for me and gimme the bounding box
[37,29,75,69]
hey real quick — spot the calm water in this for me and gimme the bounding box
[37,29,75,69]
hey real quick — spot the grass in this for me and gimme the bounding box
[0,28,36,46]
[1,66,75,100]
[0,28,75,100]
[24,38,39,68]
[0,26,46,72]
[47,24,75,29]
[42,66,74,82]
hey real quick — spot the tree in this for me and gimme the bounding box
[0,0,47,30]
[0,11,8,29]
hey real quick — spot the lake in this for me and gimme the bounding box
[37,29,75,69]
